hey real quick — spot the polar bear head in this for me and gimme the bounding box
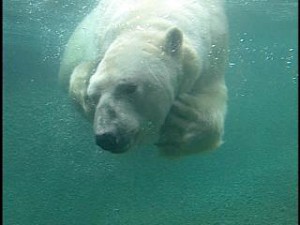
[86,28,184,153]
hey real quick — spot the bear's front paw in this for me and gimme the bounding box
[156,98,222,157]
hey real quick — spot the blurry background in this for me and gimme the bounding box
[3,0,298,224]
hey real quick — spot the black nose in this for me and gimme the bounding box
[95,132,128,153]
[96,132,118,150]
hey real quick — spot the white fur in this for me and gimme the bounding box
[59,0,228,157]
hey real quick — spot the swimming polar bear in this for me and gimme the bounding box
[59,0,228,157]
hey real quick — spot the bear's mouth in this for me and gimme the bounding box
[104,146,129,154]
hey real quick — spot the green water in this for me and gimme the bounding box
[3,0,298,225]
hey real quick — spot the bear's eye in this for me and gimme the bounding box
[118,83,138,94]
[87,93,100,105]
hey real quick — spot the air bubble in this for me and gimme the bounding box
[229,62,236,67]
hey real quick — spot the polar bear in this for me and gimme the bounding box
[59,0,228,157]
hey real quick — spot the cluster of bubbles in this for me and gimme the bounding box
[11,0,297,85]
[22,0,97,63]
[227,31,297,91]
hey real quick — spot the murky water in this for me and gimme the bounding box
[3,1,298,224]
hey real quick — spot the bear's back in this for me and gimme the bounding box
[59,0,227,90]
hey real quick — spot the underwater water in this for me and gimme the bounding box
[3,0,298,224]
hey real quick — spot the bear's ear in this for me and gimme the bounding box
[164,27,183,56]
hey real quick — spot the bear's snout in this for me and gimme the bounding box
[95,131,129,153]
